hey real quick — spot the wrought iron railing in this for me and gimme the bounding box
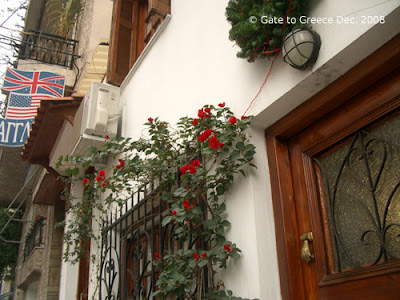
[23,216,45,261]
[99,179,205,299]
[19,30,80,69]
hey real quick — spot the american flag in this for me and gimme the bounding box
[5,93,52,119]
[2,67,65,97]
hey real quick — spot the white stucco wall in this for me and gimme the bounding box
[57,1,114,297]
[105,0,399,299]
[58,182,81,300]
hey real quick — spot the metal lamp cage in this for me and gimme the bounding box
[282,28,321,70]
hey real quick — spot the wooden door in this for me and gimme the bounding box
[267,35,400,300]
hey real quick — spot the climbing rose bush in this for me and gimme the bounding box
[57,104,256,299]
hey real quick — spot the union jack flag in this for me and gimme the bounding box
[2,67,65,97]
[5,93,52,119]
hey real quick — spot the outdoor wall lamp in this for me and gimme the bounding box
[282,28,321,70]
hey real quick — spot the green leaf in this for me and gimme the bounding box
[216,186,225,196]
[245,144,256,152]
[221,220,230,227]
[229,150,240,162]
[198,259,208,267]
[174,187,187,197]
[216,235,226,245]
[192,207,202,215]
[162,216,172,227]
[174,226,184,234]
[216,226,224,235]
[236,141,245,150]
[56,156,63,168]
[218,203,226,212]
[65,168,71,176]
[70,167,79,176]
[245,150,256,161]
[88,146,98,156]
[204,219,217,228]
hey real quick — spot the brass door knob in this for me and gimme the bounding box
[300,232,314,263]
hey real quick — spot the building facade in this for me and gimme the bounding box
[11,0,400,299]
[11,0,113,299]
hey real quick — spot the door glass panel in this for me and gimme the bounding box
[313,111,400,273]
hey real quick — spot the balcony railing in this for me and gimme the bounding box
[20,30,80,69]
[23,216,45,261]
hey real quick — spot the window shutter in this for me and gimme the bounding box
[145,0,170,43]
[148,0,170,17]
[107,0,171,86]
[108,0,133,86]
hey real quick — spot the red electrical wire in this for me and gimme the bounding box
[241,0,293,117]
[242,50,281,118]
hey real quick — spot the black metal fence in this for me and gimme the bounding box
[20,30,79,69]
[99,183,178,300]
[23,217,45,261]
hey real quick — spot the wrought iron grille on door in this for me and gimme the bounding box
[313,112,400,274]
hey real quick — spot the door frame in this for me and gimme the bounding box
[265,34,400,300]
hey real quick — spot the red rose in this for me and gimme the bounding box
[218,102,226,108]
[99,169,105,177]
[241,116,248,120]
[148,118,153,123]
[224,244,231,253]
[180,164,191,175]
[198,108,211,119]
[95,176,102,182]
[191,159,201,168]
[183,200,194,210]
[105,135,109,140]
[229,116,237,125]
[202,252,208,258]
[192,253,200,262]
[189,166,197,174]
[83,178,90,186]
[209,134,224,150]
[102,180,107,187]
[116,159,125,170]
[192,118,199,126]
[198,109,205,118]
[199,129,213,142]
[172,210,177,216]
[204,107,212,117]
[154,252,160,261]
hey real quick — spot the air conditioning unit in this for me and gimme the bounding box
[68,82,120,160]
[49,82,121,173]
[81,82,120,138]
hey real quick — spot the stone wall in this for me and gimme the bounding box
[15,193,65,300]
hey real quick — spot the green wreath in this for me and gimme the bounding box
[226,0,308,62]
